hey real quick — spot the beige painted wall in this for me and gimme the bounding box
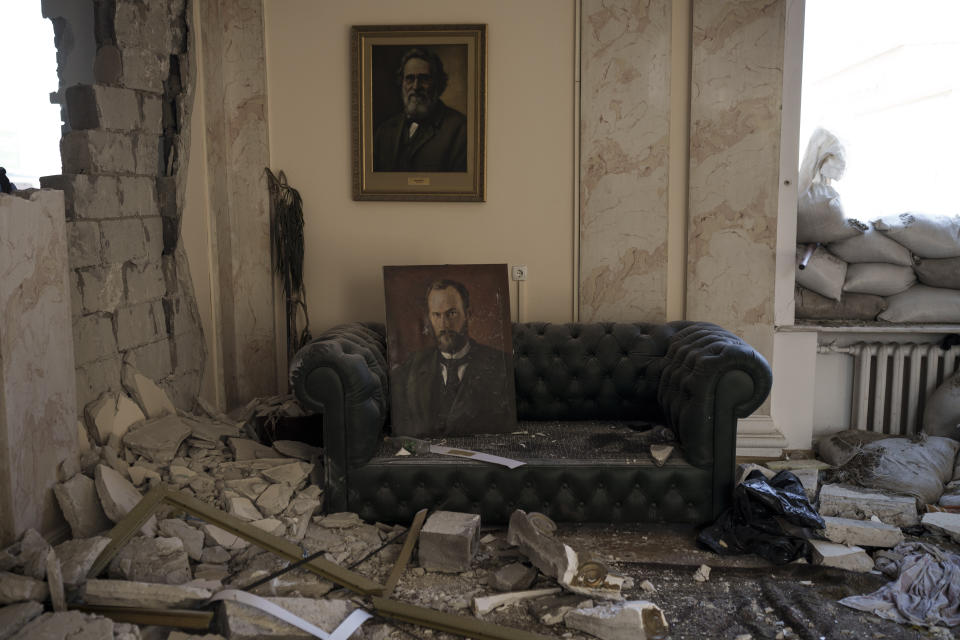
[263,0,577,329]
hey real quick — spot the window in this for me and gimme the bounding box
[0,1,61,189]
[800,0,960,221]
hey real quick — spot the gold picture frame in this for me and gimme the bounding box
[351,24,486,202]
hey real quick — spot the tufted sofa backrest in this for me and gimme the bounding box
[512,322,685,421]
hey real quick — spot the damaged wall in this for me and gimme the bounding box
[40,0,206,416]
[0,190,78,546]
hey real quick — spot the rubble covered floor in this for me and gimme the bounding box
[389,523,956,640]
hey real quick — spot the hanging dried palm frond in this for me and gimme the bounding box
[266,168,311,366]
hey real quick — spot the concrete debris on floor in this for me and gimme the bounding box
[4,374,960,638]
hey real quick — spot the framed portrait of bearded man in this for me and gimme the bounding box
[351,24,486,201]
[383,264,516,437]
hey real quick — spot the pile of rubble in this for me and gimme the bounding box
[0,365,670,640]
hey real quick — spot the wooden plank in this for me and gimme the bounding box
[87,486,167,578]
[70,604,213,630]
[372,596,554,640]
[383,508,428,597]
[87,485,384,596]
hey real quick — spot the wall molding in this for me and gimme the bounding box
[737,415,787,458]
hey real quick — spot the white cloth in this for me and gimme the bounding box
[840,542,960,628]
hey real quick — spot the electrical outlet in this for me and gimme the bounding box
[511,265,528,281]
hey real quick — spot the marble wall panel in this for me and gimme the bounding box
[0,191,77,545]
[687,0,784,365]
[200,0,278,408]
[580,0,672,322]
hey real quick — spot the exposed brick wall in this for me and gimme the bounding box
[42,0,204,414]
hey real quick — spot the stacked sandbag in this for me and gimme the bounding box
[794,130,960,322]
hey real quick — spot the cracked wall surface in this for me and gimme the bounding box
[686,0,783,366]
[41,0,205,415]
[579,0,672,323]
[579,0,782,378]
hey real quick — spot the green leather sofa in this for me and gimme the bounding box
[289,321,771,526]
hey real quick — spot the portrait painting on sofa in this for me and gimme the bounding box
[383,264,517,437]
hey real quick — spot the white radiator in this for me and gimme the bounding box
[825,342,960,435]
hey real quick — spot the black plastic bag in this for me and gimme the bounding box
[698,469,825,565]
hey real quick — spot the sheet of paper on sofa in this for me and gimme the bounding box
[430,444,525,469]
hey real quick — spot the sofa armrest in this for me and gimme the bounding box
[658,322,772,469]
[289,323,388,509]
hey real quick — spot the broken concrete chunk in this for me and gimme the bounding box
[821,515,904,548]
[123,414,192,463]
[17,530,50,581]
[419,511,481,573]
[85,393,146,446]
[201,546,231,565]
[224,478,270,502]
[271,440,320,461]
[251,519,287,536]
[528,594,594,625]
[921,512,960,543]
[766,459,831,471]
[809,540,874,573]
[84,579,212,609]
[112,622,140,640]
[8,610,113,640]
[818,483,918,527]
[127,464,162,487]
[183,415,241,443]
[194,564,231,582]
[283,488,322,519]
[168,464,198,485]
[228,438,278,461]
[53,537,111,587]
[202,524,250,551]
[565,600,669,640]
[57,456,81,484]
[261,461,312,487]
[121,364,177,418]
[472,588,561,616]
[508,510,627,601]
[0,572,48,605]
[218,596,356,639]
[507,510,572,581]
[0,601,43,639]
[99,444,131,479]
[317,512,362,529]
[490,562,538,592]
[790,467,821,502]
[228,497,264,522]
[158,519,205,561]
[94,464,157,536]
[45,550,66,612]
[649,444,673,466]
[693,565,711,582]
[255,483,294,517]
[108,536,192,585]
[53,474,114,539]
[736,463,776,485]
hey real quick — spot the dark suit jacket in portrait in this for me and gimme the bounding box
[373,100,468,172]
[391,339,516,437]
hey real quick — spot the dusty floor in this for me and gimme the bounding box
[357,523,959,640]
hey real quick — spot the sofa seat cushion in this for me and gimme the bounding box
[377,421,678,462]
[347,421,712,525]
